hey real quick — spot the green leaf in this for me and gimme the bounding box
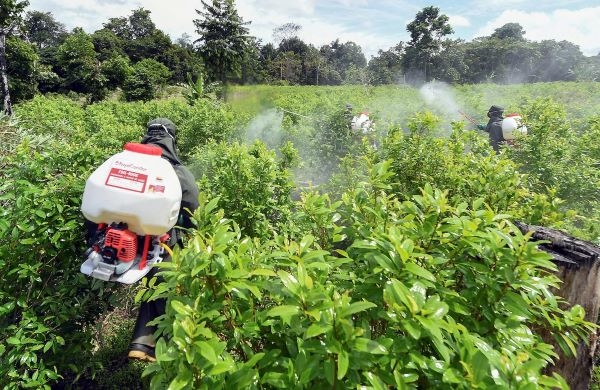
[167,367,192,390]
[171,300,192,316]
[262,371,287,387]
[340,300,377,318]
[6,337,21,345]
[196,341,219,364]
[300,235,314,252]
[353,338,388,355]
[277,270,300,296]
[385,279,418,313]
[228,280,262,300]
[267,305,300,318]
[305,323,330,338]
[422,296,449,319]
[209,360,235,375]
[364,371,387,390]
[244,352,265,368]
[404,262,436,282]
[556,333,577,357]
[401,319,422,340]
[249,268,277,277]
[324,358,335,386]
[417,317,450,362]
[155,339,175,362]
[442,368,462,384]
[337,350,349,380]
[370,253,398,273]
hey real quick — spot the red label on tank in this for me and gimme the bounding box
[148,184,165,193]
[105,168,148,193]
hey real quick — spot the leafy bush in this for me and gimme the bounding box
[381,112,567,228]
[189,140,297,238]
[3,84,599,389]
[506,97,600,241]
[0,134,117,389]
[13,95,237,160]
[101,55,132,90]
[140,168,593,389]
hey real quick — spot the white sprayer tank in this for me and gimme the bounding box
[502,114,528,140]
[81,143,182,235]
[351,113,374,134]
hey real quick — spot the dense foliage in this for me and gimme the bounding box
[0,83,599,389]
[0,95,238,389]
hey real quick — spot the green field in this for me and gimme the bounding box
[1,82,599,389]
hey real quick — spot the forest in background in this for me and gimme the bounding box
[1,0,600,110]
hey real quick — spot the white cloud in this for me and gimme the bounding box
[473,7,600,56]
[448,14,470,28]
[480,0,529,7]
[28,0,136,31]
[236,0,395,58]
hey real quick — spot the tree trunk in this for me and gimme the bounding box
[0,30,12,116]
[515,221,600,390]
[316,64,319,86]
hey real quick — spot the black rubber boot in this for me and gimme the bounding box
[128,296,166,361]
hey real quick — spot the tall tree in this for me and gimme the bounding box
[103,16,131,40]
[403,6,453,82]
[303,45,326,85]
[531,40,583,82]
[0,0,29,115]
[491,23,526,41]
[367,43,404,85]
[23,10,67,61]
[193,0,250,86]
[273,22,301,52]
[320,39,366,84]
[6,35,38,101]
[431,39,467,83]
[91,28,125,61]
[55,27,106,98]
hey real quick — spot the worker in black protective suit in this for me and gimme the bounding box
[477,105,505,153]
[127,118,199,362]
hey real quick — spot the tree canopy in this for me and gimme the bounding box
[1,3,599,104]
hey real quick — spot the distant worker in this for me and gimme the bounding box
[477,105,505,152]
[344,103,354,129]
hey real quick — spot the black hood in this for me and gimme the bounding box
[487,105,504,118]
[141,118,182,166]
[140,134,182,166]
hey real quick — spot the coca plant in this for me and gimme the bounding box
[141,162,593,389]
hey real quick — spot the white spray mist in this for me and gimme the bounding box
[419,81,463,124]
[244,108,285,149]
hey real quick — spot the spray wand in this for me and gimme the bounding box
[458,110,479,125]
[277,107,313,120]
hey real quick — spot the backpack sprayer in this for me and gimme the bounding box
[80,143,182,284]
[350,112,374,134]
[501,113,527,140]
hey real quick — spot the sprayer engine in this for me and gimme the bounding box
[101,224,138,262]
[81,222,169,284]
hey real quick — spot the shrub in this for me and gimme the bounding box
[140,169,593,389]
[0,134,117,389]
[189,140,297,238]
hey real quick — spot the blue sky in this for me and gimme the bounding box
[27,0,600,59]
